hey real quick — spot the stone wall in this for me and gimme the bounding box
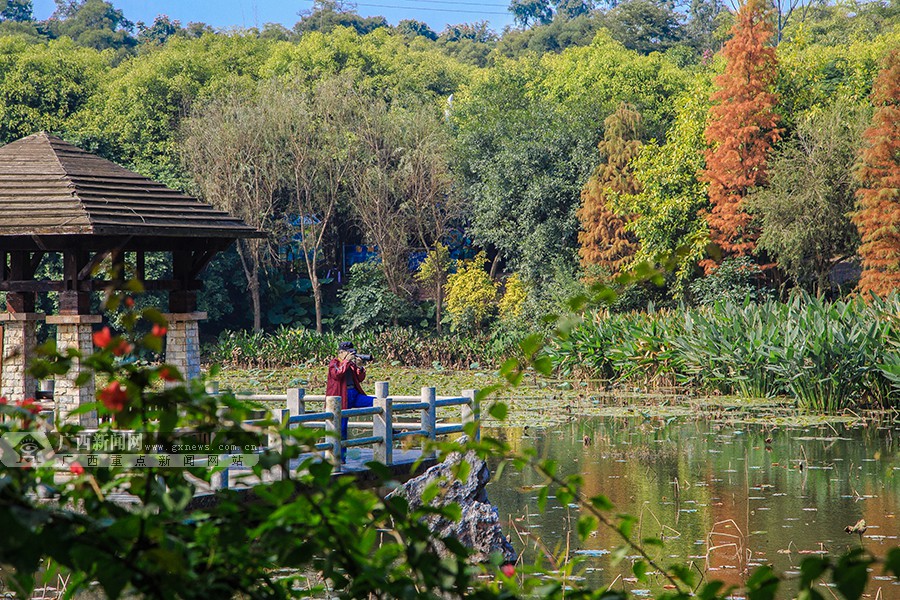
[47,315,100,427]
[0,314,43,401]
[164,313,206,381]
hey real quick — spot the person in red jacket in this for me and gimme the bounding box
[325,341,373,460]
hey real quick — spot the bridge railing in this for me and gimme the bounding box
[218,381,479,482]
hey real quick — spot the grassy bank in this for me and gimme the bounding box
[205,294,900,412]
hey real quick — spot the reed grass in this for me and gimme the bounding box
[547,294,899,411]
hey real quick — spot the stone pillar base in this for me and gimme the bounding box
[46,315,101,428]
[163,312,207,381]
[0,312,45,401]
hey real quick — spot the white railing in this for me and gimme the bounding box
[209,382,479,487]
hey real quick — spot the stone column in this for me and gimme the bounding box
[46,314,101,427]
[0,312,45,401]
[163,312,207,381]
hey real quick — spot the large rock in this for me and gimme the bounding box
[387,437,517,564]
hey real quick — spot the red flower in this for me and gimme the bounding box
[124,296,135,308]
[70,462,85,475]
[16,398,41,415]
[112,339,134,357]
[151,323,168,337]
[0,397,7,405]
[93,326,113,348]
[158,366,180,382]
[500,564,516,577]
[99,382,128,412]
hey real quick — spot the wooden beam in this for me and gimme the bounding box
[136,251,146,281]
[29,251,45,274]
[78,250,111,281]
[0,278,203,293]
[0,280,63,293]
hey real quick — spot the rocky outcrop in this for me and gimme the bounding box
[387,437,517,563]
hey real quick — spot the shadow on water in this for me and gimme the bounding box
[487,411,900,598]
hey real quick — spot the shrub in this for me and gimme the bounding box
[339,260,417,331]
[498,273,528,321]
[444,252,498,332]
[690,256,770,305]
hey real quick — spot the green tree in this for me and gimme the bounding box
[272,76,358,334]
[261,27,472,101]
[510,0,554,28]
[415,243,452,332]
[555,0,594,20]
[135,14,181,45]
[182,90,281,332]
[339,260,414,331]
[395,18,437,40]
[437,22,497,67]
[604,0,686,55]
[0,0,32,21]
[452,62,596,283]
[495,13,602,58]
[613,84,711,288]
[49,0,136,53]
[749,99,870,293]
[79,33,272,186]
[294,0,387,35]
[0,38,110,142]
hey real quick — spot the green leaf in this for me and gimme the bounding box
[633,560,648,581]
[576,515,597,541]
[617,514,636,539]
[488,402,508,421]
[537,485,550,512]
[746,565,779,600]
[799,556,828,589]
[590,494,613,511]
[885,548,900,578]
[421,481,441,505]
[455,459,471,482]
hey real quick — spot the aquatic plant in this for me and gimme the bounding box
[547,293,900,410]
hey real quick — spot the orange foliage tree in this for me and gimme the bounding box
[853,49,900,297]
[578,103,644,274]
[701,0,779,269]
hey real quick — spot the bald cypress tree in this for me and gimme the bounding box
[853,50,900,297]
[701,0,779,269]
[578,103,644,274]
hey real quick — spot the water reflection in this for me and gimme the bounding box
[487,415,900,597]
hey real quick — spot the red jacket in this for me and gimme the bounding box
[325,358,367,410]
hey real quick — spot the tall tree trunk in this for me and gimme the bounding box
[489,252,501,280]
[236,240,263,332]
[312,273,323,334]
[250,268,262,332]
[435,283,443,334]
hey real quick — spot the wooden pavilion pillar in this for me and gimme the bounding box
[47,249,99,427]
[1,251,45,401]
[164,251,206,381]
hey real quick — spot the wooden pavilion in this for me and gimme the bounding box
[0,132,262,425]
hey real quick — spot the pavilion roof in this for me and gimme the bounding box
[0,132,260,240]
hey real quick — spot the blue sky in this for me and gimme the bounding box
[32,0,516,35]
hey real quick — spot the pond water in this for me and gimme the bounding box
[486,413,900,598]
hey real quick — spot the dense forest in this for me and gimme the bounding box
[0,0,898,338]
